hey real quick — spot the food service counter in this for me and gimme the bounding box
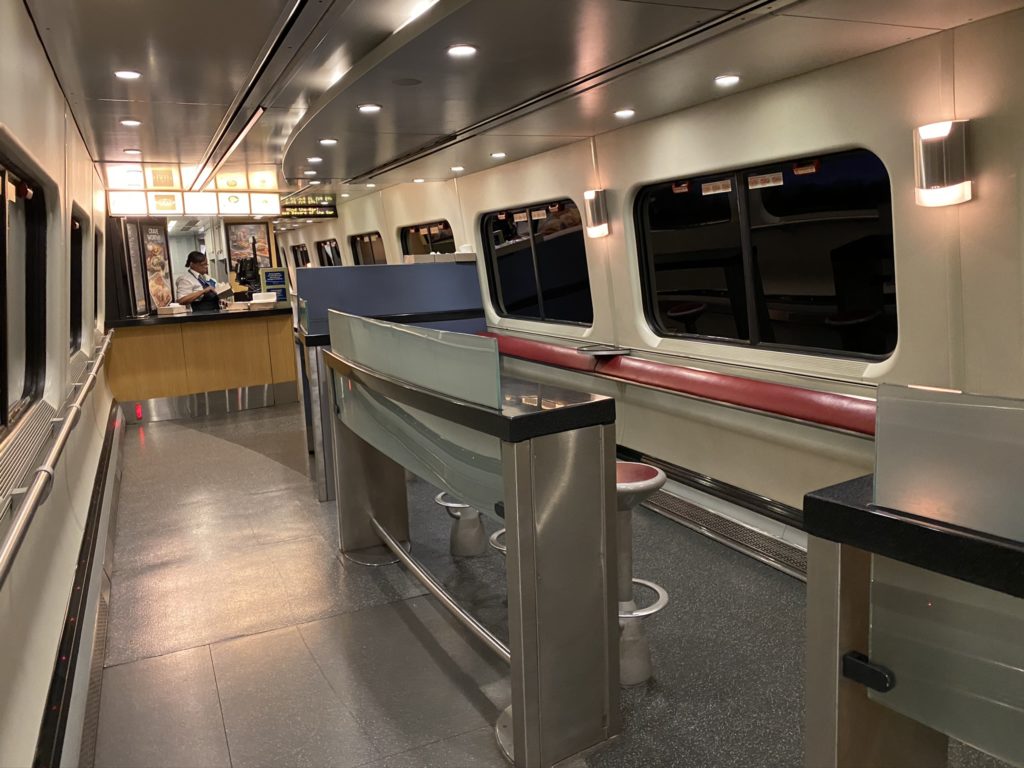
[105,308,298,417]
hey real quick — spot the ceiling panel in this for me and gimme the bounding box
[364,133,590,185]
[781,0,1024,29]
[283,0,729,179]
[83,101,236,164]
[495,13,936,139]
[614,0,753,9]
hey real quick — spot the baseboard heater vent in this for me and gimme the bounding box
[77,589,108,768]
[645,490,807,581]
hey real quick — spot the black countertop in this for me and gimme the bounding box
[107,307,292,330]
[804,475,1024,598]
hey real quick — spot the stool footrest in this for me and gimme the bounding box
[619,578,669,619]
[435,491,471,519]
[489,528,507,554]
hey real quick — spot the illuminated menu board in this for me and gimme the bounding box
[281,194,337,218]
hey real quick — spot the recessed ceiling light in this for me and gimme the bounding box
[490,152,506,159]
[715,74,740,87]
[614,108,635,119]
[123,148,142,155]
[304,170,317,176]
[309,180,322,185]
[366,183,377,188]
[114,70,141,80]
[413,178,425,183]
[306,219,313,224]
[120,119,142,127]
[358,104,382,114]
[341,193,351,198]
[447,44,477,58]
[319,138,338,146]
[307,156,322,163]
[451,165,464,172]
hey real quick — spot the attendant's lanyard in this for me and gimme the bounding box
[190,269,213,288]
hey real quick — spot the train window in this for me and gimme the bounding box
[636,148,896,358]
[481,199,593,325]
[70,216,84,353]
[1,164,46,431]
[350,232,387,265]
[401,220,456,255]
[315,239,342,266]
[292,244,310,267]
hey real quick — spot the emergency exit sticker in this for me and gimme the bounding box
[748,172,784,190]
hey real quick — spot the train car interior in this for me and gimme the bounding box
[1,1,1023,767]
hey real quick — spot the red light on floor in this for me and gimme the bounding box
[135,403,143,421]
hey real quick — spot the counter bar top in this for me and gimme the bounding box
[107,306,292,330]
[804,475,1024,598]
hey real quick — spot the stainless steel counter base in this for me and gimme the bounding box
[299,345,336,502]
[123,382,298,424]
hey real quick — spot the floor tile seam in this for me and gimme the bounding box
[288,580,432,631]
[293,623,387,765]
[206,644,236,768]
[349,725,496,768]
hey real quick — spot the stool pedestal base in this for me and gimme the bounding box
[619,604,654,687]
[450,511,487,557]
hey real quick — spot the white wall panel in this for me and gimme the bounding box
[595,31,960,388]
[953,10,1024,397]
[381,180,464,256]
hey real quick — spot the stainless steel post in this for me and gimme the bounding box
[498,423,620,768]
[308,347,336,502]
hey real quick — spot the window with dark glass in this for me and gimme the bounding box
[1,163,47,432]
[401,220,456,255]
[70,216,84,353]
[315,239,341,266]
[636,149,895,357]
[481,199,593,325]
[350,232,387,265]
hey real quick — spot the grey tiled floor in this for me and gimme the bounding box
[95,404,1007,768]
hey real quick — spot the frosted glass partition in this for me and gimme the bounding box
[875,384,1024,541]
[328,309,500,409]
[870,558,1024,765]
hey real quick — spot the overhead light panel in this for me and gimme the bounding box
[366,183,377,188]
[451,165,465,172]
[309,180,322,185]
[319,138,338,146]
[304,170,317,176]
[715,74,740,88]
[121,119,142,127]
[614,109,635,119]
[123,148,142,156]
[448,44,477,58]
[490,152,506,159]
[341,193,351,198]
[307,156,323,163]
[114,70,141,80]
[413,178,425,183]
[358,103,382,114]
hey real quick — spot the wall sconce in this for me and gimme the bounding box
[914,120,972,207]
[584,189,609,238]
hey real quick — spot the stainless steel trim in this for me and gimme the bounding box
[489,528,507,554]
[369,517,512,665]
[619,579,669,620]
[0,332,114,590]
[124,382,298,424]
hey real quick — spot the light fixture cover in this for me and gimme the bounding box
[914,119,971,207]
[583,189,610,238]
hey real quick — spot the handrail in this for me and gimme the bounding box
[0,331,114,590]
[369,517,512,664]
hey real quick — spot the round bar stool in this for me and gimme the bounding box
[616,461,669,686]
[434,492,487,557]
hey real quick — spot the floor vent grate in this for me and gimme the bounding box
[78,590,109,768]
[645,490,807,580]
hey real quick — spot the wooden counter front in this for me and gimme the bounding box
[107,311,297,402]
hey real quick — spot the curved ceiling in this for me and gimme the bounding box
[23,0,1024,196]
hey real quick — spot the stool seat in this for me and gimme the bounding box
[615,461,666,510]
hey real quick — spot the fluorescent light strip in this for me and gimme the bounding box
[189,106,266,191]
